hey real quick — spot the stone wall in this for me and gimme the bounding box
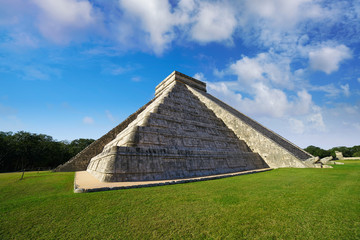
[188,86,312,168]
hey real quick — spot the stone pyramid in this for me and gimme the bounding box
[56,71,314,182]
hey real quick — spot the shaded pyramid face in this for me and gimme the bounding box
[87,81,268,182]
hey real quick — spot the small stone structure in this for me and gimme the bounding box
[335,151,344,160]
[56,71,316,182]
[320,156,333,164]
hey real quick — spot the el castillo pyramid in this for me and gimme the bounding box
[56,71,316,182]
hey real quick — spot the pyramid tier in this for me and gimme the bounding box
[87,146,267,182]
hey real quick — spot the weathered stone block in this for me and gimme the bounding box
[320,156,333,164]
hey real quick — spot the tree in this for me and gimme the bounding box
[304,145,330,158]
[0,131,94,173]
[0,132,14,172]
[67,138,95,157]
[353,152,360,157]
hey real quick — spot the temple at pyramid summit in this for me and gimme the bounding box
[56,71,318,182]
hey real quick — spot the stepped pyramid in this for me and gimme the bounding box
[56,71,314,182]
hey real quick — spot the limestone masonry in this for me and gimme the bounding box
[56,71,316,182]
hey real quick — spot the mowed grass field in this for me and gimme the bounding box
[1,161,359,239]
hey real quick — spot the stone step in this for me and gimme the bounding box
[88,146,264,181]
[135,130,250,152]
[146,112,230,131]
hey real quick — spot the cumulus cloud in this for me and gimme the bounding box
[119,0,175,54]
[208,80,313,119]
[249,83,290,117]
[307,112,326,132]
[230,56,264,84]
[245,0,324,28]
[309,45,352,74]
[294,90,312,115]
[229,52,293,89]
[193,72,206,81]
[118,0,238,53]
[289,118,305,134]
[83,116,94,124]
[3,0,358,55]
[32,0,98,44]
[237,0,329,52]
[206,46,333,135]
[190,1,236,43]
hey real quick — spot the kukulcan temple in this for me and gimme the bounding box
[56,71,320,182]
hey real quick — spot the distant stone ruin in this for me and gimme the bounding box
[56,71,316,182]
[335,151,344,160]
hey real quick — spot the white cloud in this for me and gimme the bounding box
[193,72,206,82]
[249,83,290,118]
[229,52,293,89]
[119,0,175,55]
[237,0,329,53]
[117,0,239,53]
[309,45,352,74]
[245,0,324,28]
[208,81,311,118]
[207,81,243,106]
[208,50,320,119]
[32,0,97,44]
[213,68,226,78]
[307,112,326,132]
[294,90,312,115]
[2,0,359,55]
[230,56,264,84]
[33,0,93,26]
[311,84,341,98]
[190,2,236,43]
[357,78,360,83]
[340,84,350,97]
[83,116,94,124]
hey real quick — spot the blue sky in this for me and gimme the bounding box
[0,0,359,149]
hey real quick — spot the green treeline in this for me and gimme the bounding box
[304,145,360,159]
[0,131,94,173]
[1,131,359,172]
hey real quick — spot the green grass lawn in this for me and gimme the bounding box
[1,161,359,239]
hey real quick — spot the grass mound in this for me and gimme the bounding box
[1,161,359,239]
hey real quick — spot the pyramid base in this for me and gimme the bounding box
[87,146,268,182]
[75,168,273,193]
